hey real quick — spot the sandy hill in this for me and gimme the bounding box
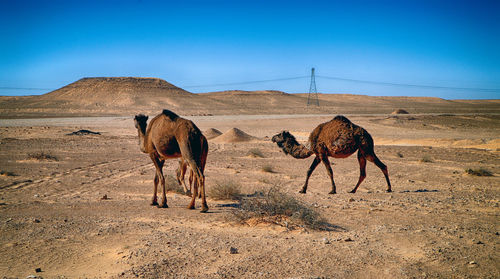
[203,128,223,140]
[0,77,499,118]
[43,77,191,101]
[211,128,256,143]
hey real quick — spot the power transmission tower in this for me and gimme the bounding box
[307,67,319,106]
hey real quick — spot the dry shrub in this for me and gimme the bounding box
[247,148,264,158]
[231,186,328,230]
[420,155,432,163]
[166,175,190,195]
[27,152,58,161]
[465,168,493,177]
[209,180,241,200]
[261,165,275,173]
[0,170,16,177]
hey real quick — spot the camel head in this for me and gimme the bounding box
[272,130,295,150]
[134,114,148,134]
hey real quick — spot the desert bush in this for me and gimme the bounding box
[247,148,264,158]
[465,168,493,177]
[231,186,328,230]
[420,155,432,163]
[27,152,58,161]
[166,175,190,195]
[208,180,241,200]
[0,170,16,177]
[261,165,275,173]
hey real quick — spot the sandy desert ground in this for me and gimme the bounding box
[0,111,499,278]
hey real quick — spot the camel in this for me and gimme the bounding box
[134,109,209,212]
[272,115,391,194]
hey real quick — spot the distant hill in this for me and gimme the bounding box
[0,77,498,118]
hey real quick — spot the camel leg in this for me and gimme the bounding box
[367,153,392,192]
[188,177,198,210]
[151,174,159,206]
[179,161,191,194]
[198,173,208,213]
[300,156,321,194]
[320,156,336,194]
[350,151,367,193]
[150,154,167,208]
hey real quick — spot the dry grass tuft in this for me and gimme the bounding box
[465,168,493,177]
[27,152,58,161]
[231,185,328,230]
[420,155,433,163]
[261,165,275,173]
[247,148,265,158]
[0,170,16,177]
[166,175,190,196]
[208,180,241,200]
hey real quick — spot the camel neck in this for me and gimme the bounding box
[137,126,148,153]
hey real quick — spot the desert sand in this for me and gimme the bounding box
[0,78,499,278]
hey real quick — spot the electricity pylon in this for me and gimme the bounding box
[307,67,319,106]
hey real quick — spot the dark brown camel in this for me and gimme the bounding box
[134,110,209,212]
[272,115,391,194]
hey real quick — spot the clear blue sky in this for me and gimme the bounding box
[1,0,499,99]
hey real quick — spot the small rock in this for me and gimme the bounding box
[322,238,330,244]
[33,194,40,198]
[101,194,109,200]
[33,218,41,223]
[344,238,354,242]
[35,267,42,272]
[468,261,477,265]
[229,247,238,254]
[348,198,355,202]
[476,241,484,245]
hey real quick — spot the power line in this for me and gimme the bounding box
[316,75,500,92]
[182,76,309,88]
[0,87,54,91]
[1,75,499,92]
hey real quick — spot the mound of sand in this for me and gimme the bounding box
[391,109,410,114]
[212,128,255,143]
[203,128,223,140]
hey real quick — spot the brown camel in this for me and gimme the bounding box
[272,115,391,194]
[134,109,209,212]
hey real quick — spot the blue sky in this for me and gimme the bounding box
[1,0,499,99]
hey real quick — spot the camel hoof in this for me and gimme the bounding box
[158,203,168,208]
[151,201,159,206]
[185,190,192,196]
[386,189,392,193]
[187,205,195,210]
[348,190,356,194]
[299,190,306,194]
[200,207,208,213]
[329,191,337,194]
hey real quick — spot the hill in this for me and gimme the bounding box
[0,77,499,118]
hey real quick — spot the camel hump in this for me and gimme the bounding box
[332,115,351,124]
[162,109,179,120]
